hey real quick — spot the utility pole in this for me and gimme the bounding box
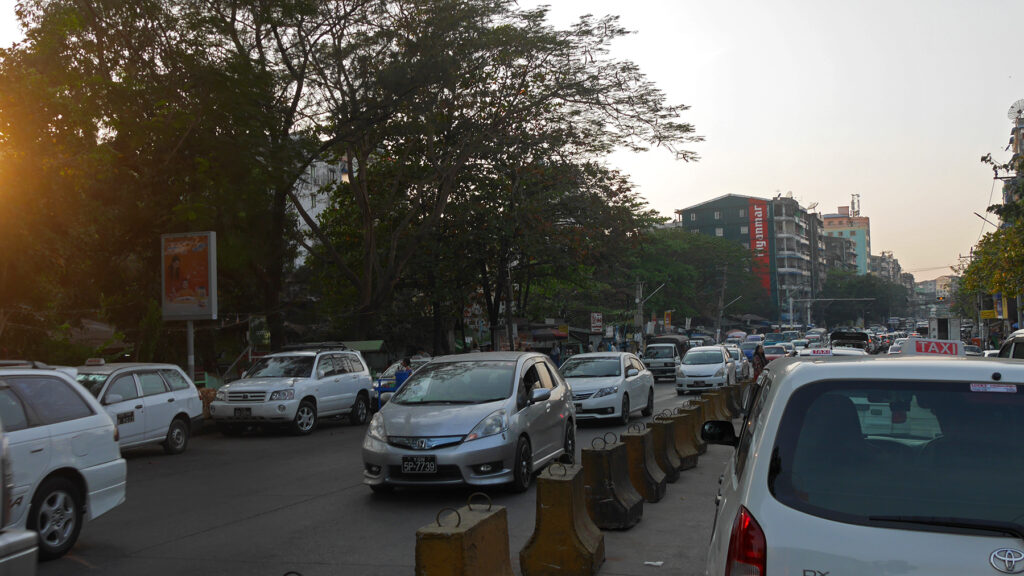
[504,260,515,350]
[715,264,727,343]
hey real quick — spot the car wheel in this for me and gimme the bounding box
[217,423,244,437]
[507,437,532,493]
[162,417,190,455]
[641,388,654,417]
[559,424,576,464]
[349,393,370,426]
[676,389,685,396]
[619,394,630,426]
[29,477,83,561]
[291,400,318,435]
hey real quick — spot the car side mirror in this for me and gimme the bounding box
[529,388,551,404]
[626,368,639,378]
[702,420,739,447]
[104,394,124,405]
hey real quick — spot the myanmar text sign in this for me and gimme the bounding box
[748,198,771,292]
[161,232,217,320]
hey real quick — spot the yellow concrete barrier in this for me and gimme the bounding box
[580,434,643,530]
[660,410,699,470]
[520,463,605,576]
[645,419,681,483]
[621,424,667,503]
[679,404,707,455]
[415,493,514,576]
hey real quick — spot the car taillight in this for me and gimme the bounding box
[726,506,766,576]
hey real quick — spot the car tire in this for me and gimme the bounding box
[217,423,245,437]
[619,394,630,425]
[29,477,83,561]
[559,424,576,464]
[641,388,654,417]
[676,390,685,396]
[349,393,370,426]
[291,400,318,435]
[162,417,190,455]
[507,437,532,493]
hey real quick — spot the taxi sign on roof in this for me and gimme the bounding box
[901,338,964,357]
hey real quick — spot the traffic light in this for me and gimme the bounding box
[936,296,946,302]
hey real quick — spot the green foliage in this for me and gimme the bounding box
[820,271,909,326]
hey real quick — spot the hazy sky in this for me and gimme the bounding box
[2,1,1022,281]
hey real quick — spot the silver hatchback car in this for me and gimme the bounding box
[361,352,575,493]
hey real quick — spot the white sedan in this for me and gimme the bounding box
[676,346,736,394]
[559,353,655,424]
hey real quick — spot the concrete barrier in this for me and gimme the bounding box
[621,423,667,503]
[580,434,643,530]
[659,410,699,470]
[645,419,681,483]
[679,404,707,455]
[520,463,605,576]
[726,384,742,417]
[707,390,730,420]
[415,493,514,576]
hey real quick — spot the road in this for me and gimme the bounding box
[42,382,731,576]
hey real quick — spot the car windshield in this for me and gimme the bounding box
[683,351,721,365]
[560,357,621,378]
[245,356,315,378]
[645,346,674,359]
[390,360,515,405]
[76,373,109,397]
[771,381,1024,537]
[727,349,741,360]
[764,346,785,355]
[741,343,758,351]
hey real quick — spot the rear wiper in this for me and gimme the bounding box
[868,515,1024,539]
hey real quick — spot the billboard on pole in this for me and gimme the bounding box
[161,232,217,320]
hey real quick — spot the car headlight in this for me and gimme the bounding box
[269,389,294,401]
[215,388,227,401]
[714,368,725,377]
[592,386,618,398]
[465,409,507,442]
[367,412,387,441]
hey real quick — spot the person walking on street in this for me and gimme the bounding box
[550,343,562,367]
[752,344,768,381]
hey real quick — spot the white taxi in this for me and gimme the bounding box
[702,339,1023,575]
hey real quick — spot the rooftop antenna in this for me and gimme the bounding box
[850,194,861,217]
[1007,99,1024,122]
[806,201,818,212]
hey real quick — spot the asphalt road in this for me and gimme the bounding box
[41,382,732,576]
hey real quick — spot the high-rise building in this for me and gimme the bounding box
[869,251,903,283]
[823,205,871,274]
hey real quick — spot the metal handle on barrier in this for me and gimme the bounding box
[659,409,673,418]
[673,406,684,414]
[436,507,462,527]
[591,436,607,450]
[629,422,645,434]
[603,432,617,445]
[467,492,493,511]
[549,462,568,476]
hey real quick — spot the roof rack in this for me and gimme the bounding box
[277,341,350,353]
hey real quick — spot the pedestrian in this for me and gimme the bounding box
[609,342,618,352]
[550,342,561,366]
[587,341,595,353]
[394,358,413,387]
[752,344,768,381]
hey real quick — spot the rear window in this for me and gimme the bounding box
[770,380,1024,537]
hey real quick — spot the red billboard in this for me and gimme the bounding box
[161,232,218,320]
[748,199,771,292]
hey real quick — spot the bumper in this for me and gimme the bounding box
[0,529,37,572]
[82,457,127,521]
[362,432,517,488]
[572,394,621,420]
[676,375,727,391]
[208,399,299,423]
[645,364,678,378]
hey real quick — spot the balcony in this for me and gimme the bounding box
[776,250,810,260]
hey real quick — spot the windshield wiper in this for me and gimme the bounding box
[868,515,1024,539]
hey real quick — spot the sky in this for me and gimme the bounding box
[1,1,1022,281]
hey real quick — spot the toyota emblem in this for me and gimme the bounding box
[991,549,1024,574]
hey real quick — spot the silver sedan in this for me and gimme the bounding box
[361,352,575,493]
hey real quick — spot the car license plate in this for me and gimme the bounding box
[402,456,437,474]
[234,407,251,417]
[693,381,705,386]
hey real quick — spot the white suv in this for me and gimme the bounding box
[210,347,373,435]
[0,364,126,560]
[76,362,203,454]
[703,344,1024,575]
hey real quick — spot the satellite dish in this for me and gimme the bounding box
[1008,99,1024,121]
[807,202,818,211]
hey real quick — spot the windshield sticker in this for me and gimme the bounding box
[970,383,1018,393]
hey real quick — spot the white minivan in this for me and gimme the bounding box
[702,350,1024,575]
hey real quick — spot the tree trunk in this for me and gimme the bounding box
[266,187,289,349]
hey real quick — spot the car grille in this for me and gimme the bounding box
[388,465,463,482]
[573,392,594,401]
[387,436,464,450]
[227,390,266,402]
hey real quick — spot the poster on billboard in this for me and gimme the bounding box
[161,232,217,320]
[748,198,771,293]
[591,312,603,334]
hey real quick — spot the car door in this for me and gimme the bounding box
[101,373,146,446]
[631,357,652,405]
[136,371,175,442]
[621,356,641,412]
[337,354,364,411]
[534,361,566,460]
[518,360,555,458]
[0,383,48,525]
[160,368,201,419]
